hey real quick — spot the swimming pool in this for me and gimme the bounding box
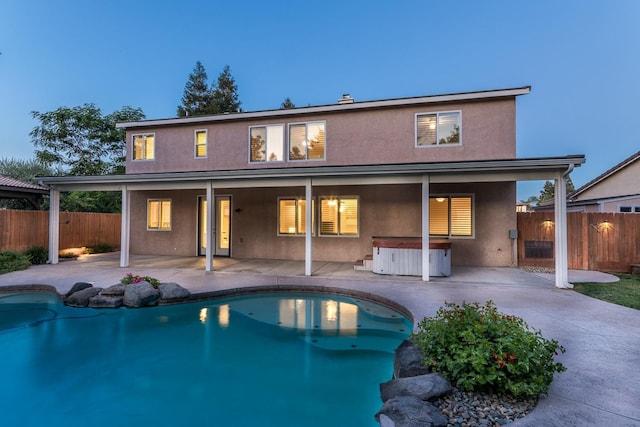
[0,290,411,427]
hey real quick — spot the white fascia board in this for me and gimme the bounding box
[116,87,531,129]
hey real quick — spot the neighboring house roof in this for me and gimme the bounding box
[0,175,48,197]
[570,150,640,199]
[116,86,531,129]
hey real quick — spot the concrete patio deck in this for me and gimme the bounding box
[1,253,638,426]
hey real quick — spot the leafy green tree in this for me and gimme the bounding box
[211,65,241,113]
[29,104,143,212]
[30,104,144,176]
[177,61,215,117]
[280,97,295,109]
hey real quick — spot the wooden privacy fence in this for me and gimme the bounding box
[0,209,121,253]
[517,212,640,273]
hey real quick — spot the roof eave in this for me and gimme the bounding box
[116,86,531,129]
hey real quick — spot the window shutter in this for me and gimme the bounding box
[417,114,437,146]
[438,112,460,144]
[148,200,159,229]
[450,197,472,236]
[195,131,207,157]
[320,199,338,235]
[429,198,449,235]
[307,123,325,159]
[266,125,284,161]
[289,124,306,160]
[339,198,358,235]
[160,200,171,229]
[279,199,297,234]
[145,135,155,159]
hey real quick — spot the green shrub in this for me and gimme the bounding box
[121,273,160,289]
[0,250,31,274]
[412,301,566,398]
[23,246,48,265]
[83,243,115,254]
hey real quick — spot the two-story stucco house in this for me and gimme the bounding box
[41,86,585,287]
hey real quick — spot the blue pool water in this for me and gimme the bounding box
[0,291,411,427]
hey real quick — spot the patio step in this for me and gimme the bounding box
[354,254,373,271]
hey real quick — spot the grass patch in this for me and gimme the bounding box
[573,274,640,310]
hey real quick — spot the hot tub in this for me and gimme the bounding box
[371,237,451,277]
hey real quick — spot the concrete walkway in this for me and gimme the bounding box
[1,254,638,426]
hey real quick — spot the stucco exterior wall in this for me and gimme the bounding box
[129,181,516,267]
[125,98,516,174]
[574,161,640,200]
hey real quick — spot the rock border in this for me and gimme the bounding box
[63,281,191,308]
[379,339,538,427]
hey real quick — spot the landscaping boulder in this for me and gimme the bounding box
[89,294,123,308]
[65,282,93,298]
[380,373,452,402]
[375,396,447,427]
[64,287,102,307]
[123,281,160,307]
[394,340,431,378]
[101,284,125,296]
[158,282,191,301]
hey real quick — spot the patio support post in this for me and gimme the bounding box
[305,178,313,276]
[120,185,130,268]
[205,182,214,272]
[554,172,572,288]
[421,174,430,281]
[48,188,60,264]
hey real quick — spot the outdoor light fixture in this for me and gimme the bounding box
[436,197,446,203]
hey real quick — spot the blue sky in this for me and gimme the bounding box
[1,0,639,200]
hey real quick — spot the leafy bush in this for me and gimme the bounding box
[121,273,160,289]
[23,246,48,265]
[0,250,31,274]
[412,301,566,398]
[83,243,115,254]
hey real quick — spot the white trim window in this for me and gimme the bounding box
[195,130,207,158]
[250,125,284,162]
[429,195,473,237]
[147,199,171,231]
[289,121,325,161]
[278,197,314,235]
[416,111,461,146]
[619,206,640,213]
[319,196,358,236]
[132,133,155,160]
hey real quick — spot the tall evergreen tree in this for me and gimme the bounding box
[211,65,241,113]
[280,97,295,109]
[537,177,576,204]
[177,61,215,117]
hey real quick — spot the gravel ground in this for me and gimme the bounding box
[432,388,538,427]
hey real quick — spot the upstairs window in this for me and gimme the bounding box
[319,197,358,236]
[416,111,461,146]
[147,199,171,230]
[429,195,473,237]
[278,197,314,235]
[195,130,207,158]
[133,134,155,160]
[250,125,284,162]
[289,122,325,161]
